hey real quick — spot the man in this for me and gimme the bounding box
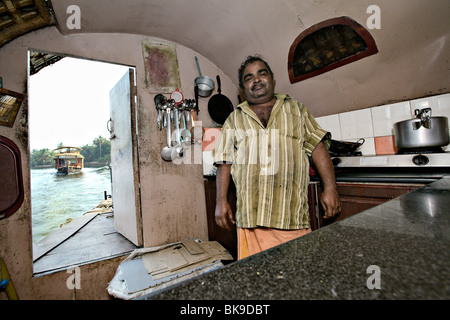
[213,55,341,260]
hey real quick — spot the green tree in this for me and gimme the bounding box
[80,136,110,163]
[30,148,55,168]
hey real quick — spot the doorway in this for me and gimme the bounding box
[28,51,140,275]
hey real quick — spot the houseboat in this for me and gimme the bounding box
[53,146,84,175]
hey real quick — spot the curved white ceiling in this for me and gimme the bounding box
[50,0,450,116]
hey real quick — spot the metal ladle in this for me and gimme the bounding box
[161,99,185,161]
[161,100,175,161]
[178,100,192,145]
[172,106,185,159]
[154,94,167,131]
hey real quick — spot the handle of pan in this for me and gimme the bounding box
[195,85,199,116]
[195,56,202,76]
[356,138,365,146]
[216,75,221,94]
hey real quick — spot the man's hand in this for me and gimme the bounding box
[320,187,341,219]
[311,140,342,219]
[215,199,235,230]
[215,163,235,230]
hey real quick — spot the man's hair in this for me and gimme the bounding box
[238,55,274,89]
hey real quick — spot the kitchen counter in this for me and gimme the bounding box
[140,175,450,300]
[319,166,450,184]
[207,166,450,184]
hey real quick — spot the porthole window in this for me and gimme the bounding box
[288,17,378,83]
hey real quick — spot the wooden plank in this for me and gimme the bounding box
[33,214,136,274]
[33,212,98,262]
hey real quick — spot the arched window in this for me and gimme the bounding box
[288,17,378,83]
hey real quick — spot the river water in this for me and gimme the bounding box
[31,167,112,243]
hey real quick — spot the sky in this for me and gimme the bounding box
[28,56,130,151]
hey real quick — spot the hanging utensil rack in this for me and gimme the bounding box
[154,88,203,162]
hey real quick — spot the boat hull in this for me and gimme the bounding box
[56,166,82,175]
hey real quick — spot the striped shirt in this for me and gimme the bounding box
[213,94,330,229]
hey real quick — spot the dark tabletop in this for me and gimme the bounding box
[140,176,450,300]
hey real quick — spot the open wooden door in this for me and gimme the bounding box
[109,69,142,246]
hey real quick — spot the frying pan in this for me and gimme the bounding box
[208,75,234,124]
[329,138,365,155]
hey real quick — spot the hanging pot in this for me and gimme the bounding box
[208,75,234,124]
[194,56,214,97]
[393,108,449,149]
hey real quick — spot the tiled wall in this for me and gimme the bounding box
[315,93,450,155]
[201,92,450,168]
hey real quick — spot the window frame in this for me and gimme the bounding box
[288,16,378,83]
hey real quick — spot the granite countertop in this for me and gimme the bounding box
[141,176,450,300]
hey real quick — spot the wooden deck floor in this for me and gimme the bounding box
[33,211,137,276]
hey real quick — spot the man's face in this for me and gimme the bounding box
[241,61,275,105]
